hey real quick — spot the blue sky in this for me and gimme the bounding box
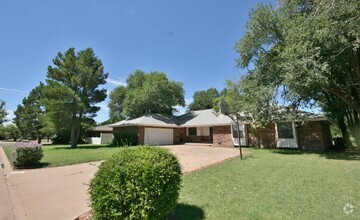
[0,0,275,124]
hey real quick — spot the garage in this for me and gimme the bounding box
[144,128,174,145]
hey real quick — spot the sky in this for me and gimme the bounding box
[0,0,276,124]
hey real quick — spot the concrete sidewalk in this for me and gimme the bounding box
[1,145,241,220]
[0,147,15,220]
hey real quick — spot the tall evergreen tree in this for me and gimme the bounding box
[14,84,45,142]
[42,48,108,148]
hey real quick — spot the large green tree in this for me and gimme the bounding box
[5,124,20,141]
[42,48,108,148]
[108,85,126,123]
[236,0,360,146]
[14,84,46,142]
[188,88,219,111]
[109,70,185,120]
[0,100,8,125]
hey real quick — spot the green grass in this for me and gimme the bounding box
[174,148,360,219]
[3,144,123,167]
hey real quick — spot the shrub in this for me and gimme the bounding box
[89,146,182,220]
[12,141,44,167]
[112,132,138,146]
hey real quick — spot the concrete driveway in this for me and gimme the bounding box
[1,144,241,220]
[163,144,241,172]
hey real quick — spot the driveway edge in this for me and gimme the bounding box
[0,146,16,220]
[0,146,13,175]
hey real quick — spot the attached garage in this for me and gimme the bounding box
[144,128,173,145]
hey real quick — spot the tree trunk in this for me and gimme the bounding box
[337,116,352,148]
[352,111,360,147]
[75,123,81,146]
[37,136,41,144]
[70,126,77,148]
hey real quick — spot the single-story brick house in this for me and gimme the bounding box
[109,109,332,151]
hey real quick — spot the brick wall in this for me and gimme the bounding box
[212,125,233,147]
[297,121,331,151]
[185,135,210,143]
[247,123,277,148]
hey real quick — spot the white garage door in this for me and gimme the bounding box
[144,128,173,145]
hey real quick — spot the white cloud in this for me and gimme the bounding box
[107,77,127,86]
[4,110,15,125]
[0,87,28,94]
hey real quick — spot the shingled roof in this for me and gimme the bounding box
[110,109,234,127]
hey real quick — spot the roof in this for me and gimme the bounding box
[110,109,234,128]
[91,125,113,132]
[177,109,233,127]
[110,114,179,127]
[109,108,329,128]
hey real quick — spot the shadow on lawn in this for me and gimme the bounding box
[170,203,205,220]
[272,148,360,161]
[52,144,119,150]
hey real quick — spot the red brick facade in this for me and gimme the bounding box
[212,125,234,147]
[296,121,331,151]
[246,123,277,148]
[245,121,331,151]
[112,120,331,151]
[185,135,211,143]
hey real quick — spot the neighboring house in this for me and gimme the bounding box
[87,125,113,144]
[109,109,332,151]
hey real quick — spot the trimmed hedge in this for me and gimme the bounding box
[12,142,44,167]
[89,146,182,219]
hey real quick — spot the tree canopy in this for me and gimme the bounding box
[188,88,219,111]
[14,84,47,142]
[42,48,108,148]
[0,100,8,125]
[108,85,127,123]
[4,124,20,141]
[235,0,360,146]
[108,70,185,120]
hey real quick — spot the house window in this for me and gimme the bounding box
[277,122,294,139]
[188,127,197,136]
[232,124,244,138]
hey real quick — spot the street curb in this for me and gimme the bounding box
[0,147,13,175]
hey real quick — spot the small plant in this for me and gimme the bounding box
[89,146,182,219]
[11,141,44,167]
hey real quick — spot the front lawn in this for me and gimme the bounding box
[3,144,123,167]
[175,148,360,219]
